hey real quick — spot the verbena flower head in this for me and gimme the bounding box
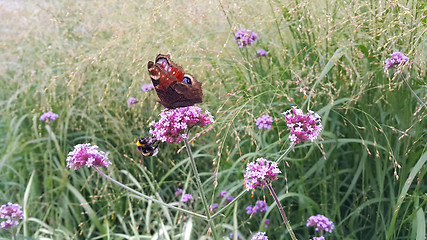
[255,49,268,57]
[264,219,270,227]
[226,195,235,202]
[218,190,227,198]
[282,106,322,144]
[39,111,59,122]
[150,106,214,144]
[0,202,23,230]
[311,237,325,240]
[181,194,193,203]
[256,114,273,129]
[235,29,259,48]
[229,233,242,239]
[383,52,409,70]
[175,188,183,196]
[141,83,155,92]
[251,232,268,240]
[254,200,268,213]
[127,97,137,107]
[66,143,111,170]
[246,205,253,214]
[306,214,334,233]
[211,203,219,210]
[244,158,281,191]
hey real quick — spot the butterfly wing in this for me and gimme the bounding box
[147,54,203,109]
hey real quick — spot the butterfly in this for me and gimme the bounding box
[136,137,159,157]
[147,54,203,109]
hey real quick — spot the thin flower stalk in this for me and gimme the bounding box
[184,138,219,239]
[92,167,207,220]
[399,72,426,109]
[266,184,297,240]
[275,143,295,165]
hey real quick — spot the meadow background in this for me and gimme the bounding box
[0,0,426,239]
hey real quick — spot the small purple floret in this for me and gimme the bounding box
[306,214,334,233]
[254,200,268,213]
[141,83,155,92]
[175,188,183,196]
[235,29,259,48]
[218,190,227,198]
[251,232,268,240]
[211,203,219,210]
[0,202,23,229]
[246,205,253,214]
[255,114,273,129]
[255,49,268,57]
[181,194,193,203]
[127,97,137,107]
[39,111,59,122]
[383,52,409,70]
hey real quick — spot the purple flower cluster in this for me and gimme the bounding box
[66,143,111,170]
[383,52,409,70]
[255,114,273,129]
[251,232,268,240]
[150,106,214,143]
[282,106,322,144]
[127,97,137,107]
[181,194,193,203]
[264,218,270,227]
[218,190,227,198]
[255,49,268,57]
[0,202,23,230]
[306,214,334,233]
[229,233,242,239]
[235,29,259,48]
[141,83,155,92]
[211,203,219,210]
[246,200,269,214]
[175,188,183,196]
[244,158,281,191]
[311,237,325,240]
[39,111,59,122]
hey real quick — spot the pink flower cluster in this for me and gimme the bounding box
[150,106,214,143]
[244,158,281,191]
[306,214,334,233]
[66,143,111,170]
[0,202,23,229]
[383,52,409,70]
[255,114,273,129]
[251,232,268,240]
[282,106,322,144]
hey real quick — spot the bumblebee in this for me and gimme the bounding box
[136,137,159,157]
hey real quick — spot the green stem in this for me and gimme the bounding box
[183,139,219,240]
[12,228,16,240]
[267,183,298,240]
[276,143,295,164]
[93,167,207,220]
[399,72,426,109]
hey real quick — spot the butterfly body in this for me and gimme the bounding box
[137,137,159,157]
[148,54,203,109]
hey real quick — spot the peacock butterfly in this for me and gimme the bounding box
[147,54,203,109]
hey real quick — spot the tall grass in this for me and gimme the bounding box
[0,0,425,239]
